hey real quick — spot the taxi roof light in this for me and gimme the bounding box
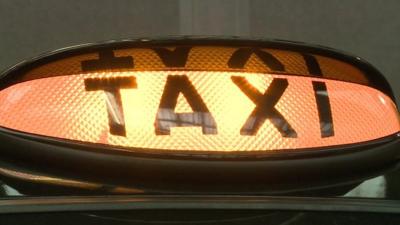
[0,38,398,194]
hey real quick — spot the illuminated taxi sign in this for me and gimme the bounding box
[0,43,398,153]
[0,39,400,195]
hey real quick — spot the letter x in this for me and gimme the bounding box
[231,76,297,137]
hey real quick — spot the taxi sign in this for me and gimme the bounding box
[0,38,399,194]
[0,71,397,152]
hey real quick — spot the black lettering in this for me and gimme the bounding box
[152,47,191,67]
[231,76,297,137]
[301,53,322,76]
[228,48,285,71]
[81,50,134,71]
[84,76,137,136]
[155,75,217,135]
[312,81,334,137]
[302,54,334,137]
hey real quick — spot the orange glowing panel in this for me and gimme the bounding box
[0,71,398,152]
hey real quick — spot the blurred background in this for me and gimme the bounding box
[1,0,399,101]
[0,0,399,198]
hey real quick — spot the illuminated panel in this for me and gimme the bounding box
[0,71,398,152]
[19,46,369,85]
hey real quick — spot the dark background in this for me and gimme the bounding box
[0,0,399,198]
[1,0,399,100]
